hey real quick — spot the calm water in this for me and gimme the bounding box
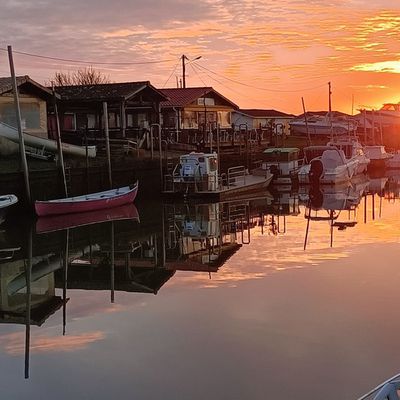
[0,173,400,399]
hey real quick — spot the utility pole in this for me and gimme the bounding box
[182,54,186,88]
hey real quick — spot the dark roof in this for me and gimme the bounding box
[0,75,54,98]
[54,81,167,102]
[238,109,294,118]
[159,87,239,109]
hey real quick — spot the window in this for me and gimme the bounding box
[217,111,230,127]
[183,111,198,128]
[197,97,215,106]
[0,102,40,129]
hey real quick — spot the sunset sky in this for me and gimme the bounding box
[1,0,400,114]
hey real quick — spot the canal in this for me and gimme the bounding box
[0,173,399,399]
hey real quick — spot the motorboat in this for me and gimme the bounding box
[364,145,393,169]
[387,151,400,169]
[163,152,273,201]
[252,147,301,188]
[0,194,18,224]
[290,112,357,136]
[327,138,370,174]
[298,136,368,185]
[308,148,359,185]
[357,372,400,400]
[35,181,138,217]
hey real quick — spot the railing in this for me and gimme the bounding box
[227,166,246,187]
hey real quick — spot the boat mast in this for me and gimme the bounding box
[328,81,333,141]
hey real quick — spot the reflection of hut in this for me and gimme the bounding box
[0,260,64,326]
[56,265,174,295]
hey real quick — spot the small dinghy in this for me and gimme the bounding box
[357,372,400,400]
[35,181,138,217]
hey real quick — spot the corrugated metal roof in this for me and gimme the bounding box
[159,87,239,109]
[54,81,167,102]
[0,75,53,97]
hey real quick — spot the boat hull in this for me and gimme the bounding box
[35,182,138,217]
[36,203,140,233]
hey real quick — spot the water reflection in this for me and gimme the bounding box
[0,172,399,385]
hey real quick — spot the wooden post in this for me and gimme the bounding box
[120,101,126,138]
[182,55,186,88]
[216,123,221,174]
[379,111,383,144]
[363,109,367,144]
[103,102,112,188]
[328,81,333,141]
[7,45,31,203]
[372,110,376,145]
[302,97,311,145]
[159,125,163,189]
[52,86,68,197]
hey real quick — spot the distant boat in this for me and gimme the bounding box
[0,194,18,224]
[36,203,140,233]
[290,113,357,136]
[364,145,393,169]
[35,181,138,217]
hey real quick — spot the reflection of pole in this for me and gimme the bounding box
[364,195,367,224]
[110,221,115,303]
[330,210,334,248]
[63,229,69,336]
[304,202,311,250]
[24,226,33,379]
[372,194,375,220]
[161,206,166,267]
[8,45,31,204]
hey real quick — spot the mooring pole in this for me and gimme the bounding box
[302,97,311,145]
[103,102,112,188]
[7,45,31,203]
[159,126,163,189]
[52,85,68,197]
[24,225,32,379]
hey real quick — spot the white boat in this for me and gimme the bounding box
[364,145,393,169]
[0,121,96,158]
[327,138,370,174]
[298,140,367,184]
[387,151,400,169]
[0,194,18,224]
[252,147,301,188]
[163,152,273,201]
[357,373,400,400]
[307,148,359,185]
[290,113,357,136]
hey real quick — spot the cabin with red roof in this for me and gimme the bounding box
[159,87,238,142]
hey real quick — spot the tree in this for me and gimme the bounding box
[49,66,111,86]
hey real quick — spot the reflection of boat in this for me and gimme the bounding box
[35,181,138,216]
[0,194,18,224]
[36,203,140,233]
[163,152,273,200]
[357,372,400,400]
[387,152,400,169]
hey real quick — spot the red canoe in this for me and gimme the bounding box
[35,181,138,217]
[36,203,140,233]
